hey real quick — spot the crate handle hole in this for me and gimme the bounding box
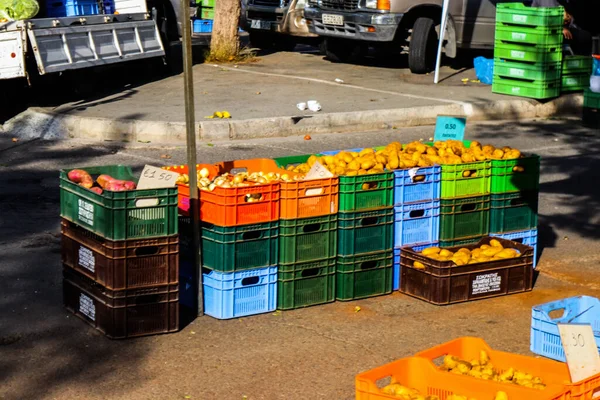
[509,198,525,206]
[135,198,159,207]
[305,187,324,196]
[374,376,392,389]
[548,308,566,320]
[245,193,264,202]
[412,175,426,183]
[230,168,248,174]
[462,169,477,178]
[512,165,526,173]
[512,238,524,244]
[134,294,160,304]
[241,276,260,286]
[242,231,262,240]
[360,217,378,226]
[303,223,322,233]
[459,203,477,212]
[301,267,320,278]
[361,182,378,190]
[135,246,159,256]
[360,261,378,270]
[409,209,425,218]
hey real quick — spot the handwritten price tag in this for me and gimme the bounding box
[558,324,600,383]
[305,161,334,180]
[137,165,180,189]
[434,115,466,142]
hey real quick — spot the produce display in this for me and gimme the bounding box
[379,383,508,400]
[286,141,523,176]
[174,167,304,192]
[414,239,521,267]
[440,351,545,389]
[67,169,137,194]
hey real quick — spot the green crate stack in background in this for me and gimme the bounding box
[583,88,600,129]
[561,55,592,93]
[493,3,564,99]
[197,0,215,20]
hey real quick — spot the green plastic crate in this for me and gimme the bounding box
[338,208,394,256]
[336,250,393,301]
[338,172,394,212]
[494,59,561,81]
[496,3,564,28]
[495,25,563,46]
[561,74,589,93]
[200,0,215,7]
[440,195,490,241]
[563,56,593,74]
[279,215,337,264]
[490,154,540,194]
[492,76,560,99]
[200,7,214,19]
[201,221,279,272]
[439,236,484,248]
[489,191,538,234]
[277,257,336,310]
[584,89,600,109]
[440,161,491,199]
[273,154,312,169]
[60,165,178,241]
[494,42,562,64]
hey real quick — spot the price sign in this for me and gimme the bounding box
[137,165,180,189]
[558,324,600,383]
[305,161,334,180]
[434,115,466,142]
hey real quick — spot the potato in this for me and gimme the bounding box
[489,239,503,248]
[68,169,94,188]
[413,261,426,270]
[496,249,518,259]
[439,249,454,257]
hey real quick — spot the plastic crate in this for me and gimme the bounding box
[203,266,277,319]
[494,59,562,81]
[192,18,213,33]
[583,107,600,129]
[355,356,569,400]
[490,229,538,268]
[162,163,218,215]
[200,7,214,19]
[492,75,560,99]
[393,243,436,291]
[496,3,564,28]
[531,296,600,362]
[200,221,279,272]
[439,195,490,241]
[61,219,179,291]
[60,166,179,241]
[440,160,491,199]
[415,336,600,400]
[495,25,563,46]
[490,154,540,194]
[338,208,394,256]
[562,73,589,93]
[438,235,484,248]
[277,257,336,309]
[400,236,533,305]
[489,191,538,233]
[46,0,103,16]
[200,0,215,6]
[393,201,440,247]
[279,215,337,264]
[392,165,440,205]
[336,250,393,301]
[584,89,600,109]
[338,173,394,212]
[494,43,563,64]
[63,268,179,339]
[563,55,593,74]
[273,154,313,169]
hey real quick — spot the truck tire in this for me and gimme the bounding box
[323,38,364,63]
[409,17,438,74]
[249,31,275,49]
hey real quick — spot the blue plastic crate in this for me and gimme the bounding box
[46,0,114,17]
[394,200,440,247]
[393,243,437,291]
[490,229,538,268]
[193,18,213,33]
[203,266,277,319]
[393,166,441,205]
[319,148,365,156]
[531,296,600,362]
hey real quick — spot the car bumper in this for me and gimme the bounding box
[304,7,402,41]
[241,4,317,37]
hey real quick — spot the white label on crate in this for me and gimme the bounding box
[511,50,526,59]
[137,165,179,190]
[509,68,525,77]
[78,246,95,273]
[566,77,578,86]
[78,199,94,226]
[305,161,334,180]
[558,324,600,383]
[79,293,96,321]
[567,60,580,68]
[472,273,502,295]
[512,15,527,23]
[512,32,527,41]
[512,87,521,94]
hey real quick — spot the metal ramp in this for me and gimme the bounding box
[27,16,164,75]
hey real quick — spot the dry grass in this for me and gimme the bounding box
[205,45,258,64]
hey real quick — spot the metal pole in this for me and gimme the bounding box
[180,1,203,315]
[434,0,450,84]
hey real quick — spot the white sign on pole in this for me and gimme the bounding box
[558,324,600,383]
[137,165,180,189]
[434,0,450,84]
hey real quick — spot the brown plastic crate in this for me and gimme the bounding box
[61,219,179,291]
[63,268,179,339]
[399,237,533,305]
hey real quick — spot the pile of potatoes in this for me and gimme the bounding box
[413,239,521,268]
[380,383,508,400]
[286,140,523,177]
[440,351,545,390]
[175,167,302,193]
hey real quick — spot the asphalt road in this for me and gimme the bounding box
[1,119,599,399]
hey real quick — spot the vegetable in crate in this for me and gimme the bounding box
[67,169,136,193]
[67,169,94,189]
[175,167,301,192]
[419,239,520,266]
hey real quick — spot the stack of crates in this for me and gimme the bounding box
[46,0,115,17]
[583,88,600,129]
[197,0,215,20]
[59,165,180,339]
[561,56,592,93]
[391,165,441,291]
[319,149,395,301]
[493,3,564,99]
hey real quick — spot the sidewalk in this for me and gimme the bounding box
[1,49,583,142]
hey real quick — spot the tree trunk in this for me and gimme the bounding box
[209,0,241,60]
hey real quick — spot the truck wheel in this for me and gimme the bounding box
[249,31,275,49]
[409,17,438,74]
[324,38,364,63]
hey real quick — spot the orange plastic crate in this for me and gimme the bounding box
[356,356,568,400]
[162,163,218,216]
[414,337,600,400]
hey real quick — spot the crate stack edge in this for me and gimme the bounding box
[561,55,593,93]
[583,88,600,129]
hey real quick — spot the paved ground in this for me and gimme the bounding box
[1,119,599,400]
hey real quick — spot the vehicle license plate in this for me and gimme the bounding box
[322,14,343,26]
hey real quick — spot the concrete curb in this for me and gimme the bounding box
[1,94,583,142]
